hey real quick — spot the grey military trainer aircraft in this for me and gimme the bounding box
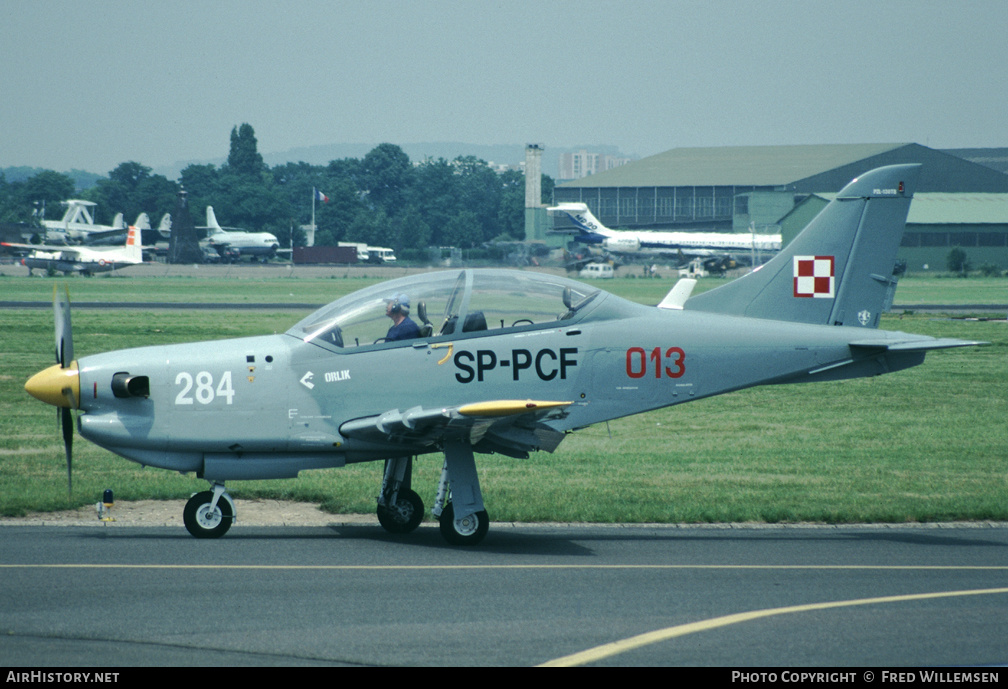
[24,164,982,545]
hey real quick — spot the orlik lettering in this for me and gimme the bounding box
[454,347,578,383]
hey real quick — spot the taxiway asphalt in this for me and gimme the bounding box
[2,521,1006,667]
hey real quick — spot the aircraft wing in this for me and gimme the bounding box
[1,241,83,259]
[339,399,573,458]
[2,241,65,252]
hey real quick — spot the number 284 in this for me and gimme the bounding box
[625,346,685,379]
[175,370,235,405]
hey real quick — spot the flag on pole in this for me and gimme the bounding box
[313,188,329,203]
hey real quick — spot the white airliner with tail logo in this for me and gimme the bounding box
[547,202,781,261]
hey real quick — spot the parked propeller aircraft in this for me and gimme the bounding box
[37,200,126,244]
[4,225,144,275]
[548,201,781,264]
[24,165,983,544]
[202,206,280,261]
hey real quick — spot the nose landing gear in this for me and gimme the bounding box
[183,483,235,538]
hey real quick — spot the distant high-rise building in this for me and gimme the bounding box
[559,149,631,180]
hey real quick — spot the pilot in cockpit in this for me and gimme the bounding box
[384,293,420,342]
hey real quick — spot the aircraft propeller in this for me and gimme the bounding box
[53,285,75,496]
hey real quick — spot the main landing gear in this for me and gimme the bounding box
[376,457,425,534]
[377,442,490,545]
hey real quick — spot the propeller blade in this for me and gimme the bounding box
[53,284,75,496]
[54,285,73,367]
[61,406,73,497]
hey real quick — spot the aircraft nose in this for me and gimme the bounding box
[25,362,80,408]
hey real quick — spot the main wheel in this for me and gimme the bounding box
[183,491,234,539]
[438,502,489,546]
[377,489,424,534]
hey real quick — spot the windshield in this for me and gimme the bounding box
[287,269,602,351]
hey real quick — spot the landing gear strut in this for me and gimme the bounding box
[431,440,489,546]
[183,483,235,539]
[377,457,424,534]
[376,443,491,545]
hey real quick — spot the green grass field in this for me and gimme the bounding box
[1,272,1005,523]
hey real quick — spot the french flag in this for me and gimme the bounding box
[313,188,329,203]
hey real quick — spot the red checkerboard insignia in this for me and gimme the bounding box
[793,255,834,298]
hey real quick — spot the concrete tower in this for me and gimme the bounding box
[524,144,552,243]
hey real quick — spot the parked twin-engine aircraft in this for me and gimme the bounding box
[38,200,127,244]
[4,225,143,275]
[548,201,781,263]
[202,206,280,261]
[24,165,982,544]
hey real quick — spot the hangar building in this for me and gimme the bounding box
[553,143,1008,270]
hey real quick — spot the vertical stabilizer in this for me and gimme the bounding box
[206,206,222,233]
[684,164,920,328]
[124,226,143,263]
[132,213,151,231]
[546,202,615,238]
[156,213,172,238]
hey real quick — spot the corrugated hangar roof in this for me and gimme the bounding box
[815,193,1008,225]
[560,143,909,187]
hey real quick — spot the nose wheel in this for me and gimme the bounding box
[183,485,235,538]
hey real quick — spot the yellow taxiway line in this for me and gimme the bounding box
[538,586,1008,667]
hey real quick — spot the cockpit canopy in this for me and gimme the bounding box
[288,269,604,351]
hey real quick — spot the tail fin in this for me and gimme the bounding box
[132,213,151,231]
[156,213,172,238]
[685,164,921,328]
[124,226,143,262]
[546,202,615,238]
[206,206,222,232]
[111,212,125,230]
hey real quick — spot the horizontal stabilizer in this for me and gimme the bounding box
[849,336,987,353]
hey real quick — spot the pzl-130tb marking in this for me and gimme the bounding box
[25,165,982,544]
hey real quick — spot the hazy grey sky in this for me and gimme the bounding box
[2,0,1006,175]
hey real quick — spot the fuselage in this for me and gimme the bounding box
[23,255,132,274]
[585,229,782,257]
[208,229,280,257]
[71,290,920,479]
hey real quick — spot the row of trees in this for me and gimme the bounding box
[0,124,554,251]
